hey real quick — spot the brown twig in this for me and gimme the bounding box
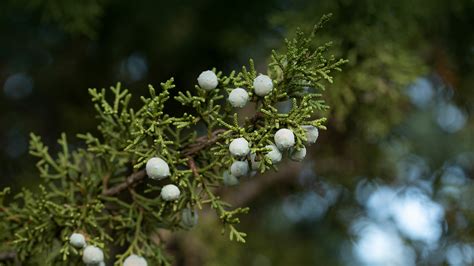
[182,129,226,156]
[248,111,264,125]
[187,156,199,177]
[102,170,146,196]
[102,129,227,196]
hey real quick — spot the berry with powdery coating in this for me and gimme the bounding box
[274,128,295,150]
[123,254,148,266]
[181,208,199,228]
[265,144,282,164]
[230,161,249,177]
[197,70,218,90]
[161,184,180,201]
[228,88,249,108]
[290,146,307,161]
[229,138,250,157]
[253,74,273,96]
[146,157,170,180]
[302,125,319,144]
[69,233,86,249]
[82,245,104,264]
[223,170,239,186]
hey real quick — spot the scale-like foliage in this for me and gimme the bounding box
[0,16,345,265]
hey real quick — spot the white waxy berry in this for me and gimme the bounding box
[161,184,180,201]
[124,254,148,266]
[229,138,250,157]
[146,157,170,180]
[253,74,273,96]
[228,88,249,108]
[69,233,86,248]
[223,170,239,186]
[302,125,319,144]
[197,70,218,90]
[290,146,307,161]
[82,245,104,264]
[230,161,249,177]
[265,144,282,164]
[181,208,199,228]
[274,128,295,150]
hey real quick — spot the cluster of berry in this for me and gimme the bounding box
[226,125,319,185]
[144,70,320,204]
[69,233,147,265]
[198,69,274,108]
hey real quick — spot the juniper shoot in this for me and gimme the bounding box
[0,15,346,265]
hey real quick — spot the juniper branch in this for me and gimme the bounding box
[104,128,228,196]
[102,170,147,196]
[182,128,227,156]
[0,19,345,265]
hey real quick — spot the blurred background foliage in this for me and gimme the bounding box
[1,0,473,265]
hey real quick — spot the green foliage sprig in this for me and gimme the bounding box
[0,16,345,265]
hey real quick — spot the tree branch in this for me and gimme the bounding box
[187,156,199,177]
[103,128,227,196]
[182,129,226,156]
[103,170,147,196]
